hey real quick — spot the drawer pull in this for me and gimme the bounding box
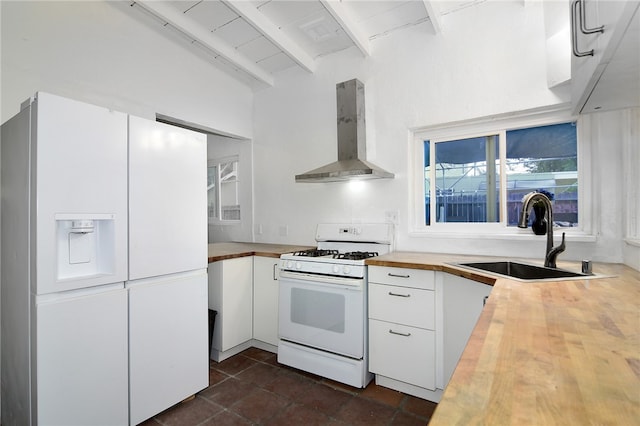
[389,329,411,337]
[388,291,411,298]
[387,273,410,278]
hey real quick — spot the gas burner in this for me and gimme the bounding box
[333,251,379,260]
[292,249,339,257]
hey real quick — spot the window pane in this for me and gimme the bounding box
[506,122,577,227]
[432,135,500,223]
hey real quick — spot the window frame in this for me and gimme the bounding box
[208,155,241,225]
[409,105,594,240]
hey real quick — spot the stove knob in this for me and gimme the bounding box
[287,261,294,269]
[296,262,302,270]
[332,265,340,274]
[343,266,351,275]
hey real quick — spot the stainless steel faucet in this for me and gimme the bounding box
[518,191,566,268]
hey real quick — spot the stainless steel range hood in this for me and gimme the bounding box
[295,79,394,183]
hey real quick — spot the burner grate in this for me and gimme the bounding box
[292,249,339,257]
[333,251,379,260]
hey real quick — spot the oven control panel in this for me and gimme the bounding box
[279,258,366,279]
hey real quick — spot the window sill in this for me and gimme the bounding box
[624,238,640,248]
[408,229,597,243]
[208,220,242,226]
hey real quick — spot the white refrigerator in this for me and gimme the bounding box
[1,94,209,426]
[1,92,130,425]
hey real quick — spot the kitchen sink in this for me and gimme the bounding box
[455,261,588,281]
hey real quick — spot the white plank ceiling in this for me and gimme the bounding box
[128,0,483,88]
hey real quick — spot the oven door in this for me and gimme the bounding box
[278,270,364,359]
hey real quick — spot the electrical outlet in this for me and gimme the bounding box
[385,210,399,225]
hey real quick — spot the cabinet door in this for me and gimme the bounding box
[253,256,279,346]
[442,273,492,385]
[128,271,209,425]
[571,0,637,112]
[369,319,436,390]
[209,257,253,352]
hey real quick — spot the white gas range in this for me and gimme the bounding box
[277,223,393,388]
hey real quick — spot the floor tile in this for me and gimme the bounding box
[320,377,365,395]
[201,409,253,425]
[403,395,438,418]
[262,369,314,399]
[361,381,405,407]
[209,367,229,386]
[214,354,258,375]
[199,377,255,408]
[295,381,353,417]
[242,346,278,363]
[265,403,333,426]
[390,411,430,425]
[236,362,280,387]
[334,396,396,426]
[152,396,222,426]
[228,388,290,423]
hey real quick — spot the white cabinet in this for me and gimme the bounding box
[571,0,640,113]
[442,273,492,385]
[253,256,280,349]
[208,256,253,361]
[368,266,441,401]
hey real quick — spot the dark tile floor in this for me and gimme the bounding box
[141,347,437,425]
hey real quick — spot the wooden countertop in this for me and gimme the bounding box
[368,252,640,425]
[207,242,314,263]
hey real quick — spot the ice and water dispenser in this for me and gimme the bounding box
[56,214,117,281]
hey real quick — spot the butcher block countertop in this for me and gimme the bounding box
[207,242,314,263]
[368,252,640,425]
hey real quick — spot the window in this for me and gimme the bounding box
[413,108,584,235]
[208,156,240,222]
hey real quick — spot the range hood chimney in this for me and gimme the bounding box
[295,79,394,182]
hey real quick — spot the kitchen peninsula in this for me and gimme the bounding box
[367,252,639,425]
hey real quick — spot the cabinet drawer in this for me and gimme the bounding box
[369,319,436,390]
[369,283,435,329]
[368,266,434,290]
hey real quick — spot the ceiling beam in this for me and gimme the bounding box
[222,0,316,73]
[423,1,443,34]
[134,1,274,86]
[320,0,371,56]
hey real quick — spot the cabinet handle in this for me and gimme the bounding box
[389,329,411,337]
[273,263,278,281]
[571,0,603,57]
[571,0,593,57]
[483,295,489,307]
[388,291,411,298]
[578,0,604,35]
[387,273,410,278]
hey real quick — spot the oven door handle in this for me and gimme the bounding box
[279,270,364,289]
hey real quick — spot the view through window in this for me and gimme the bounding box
[424,122,578,227]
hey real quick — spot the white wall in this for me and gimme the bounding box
[0,1,253,138]
[252,1,635,266]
